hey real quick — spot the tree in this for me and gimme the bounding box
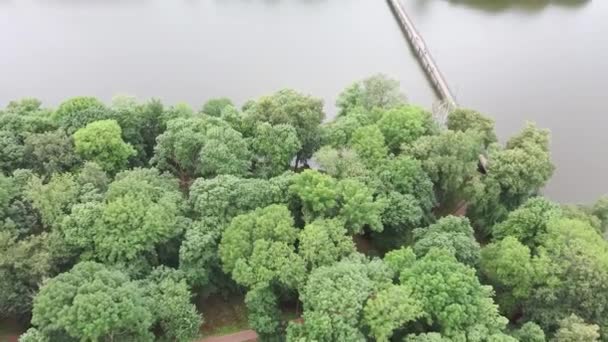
[152,117,250,185]
[251,123,301,178]
[0,130,26,173]
[397,249,509,339]
[480,237,535,314]
[58,107,115,135]
[73,119,135,173]
[553,315,599,342]
[350,124,388,168]
[290,170,338,220]
[287,256,392,341]
[363,284,424,342]
[23,129,79,177]
[511,322,546,342]
[406,130,483,205]
[0,232,56,318]
[144,267,202,341]
[189,174,292,224]
[377,105,436,153]
[492,197,561,249]
[219,204,305,289]
[30,262,154,341]
[377,156,436,214]
[200,125,251,177]
[243,89,325,165]
[52,96,105,122]
[298,218,355,271]
[336,74,407,116]
[25,173,81,229]
[60,168,186,264]
[290,170,384,233]
[493,123,554,200]
[321,114,364,148]
[526,219,608,333]
[201,97,234,117]
[336,178,385,234]
[413,216,480,267]
[245,285,282,340]
[178,218,221,288]
[312,147,368,179]
[447,108,497,148]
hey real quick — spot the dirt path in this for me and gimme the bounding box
[198,330,257,342]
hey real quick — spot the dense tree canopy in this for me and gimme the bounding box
[2,76,605,342]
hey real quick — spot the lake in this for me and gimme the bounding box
[0,0,606,202]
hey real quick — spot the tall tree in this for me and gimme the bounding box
[251,123,301,178]
[30,262,154,341]
[377,105,437,153]
[243,89,325,165]
[336,74,407,116]
[73,120,136,173]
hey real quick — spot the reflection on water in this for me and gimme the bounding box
[416,0,590,13]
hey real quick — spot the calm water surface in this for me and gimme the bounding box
[1,0,606,202]
[0,0,434,111]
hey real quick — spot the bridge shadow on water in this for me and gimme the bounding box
[415,0,590,13]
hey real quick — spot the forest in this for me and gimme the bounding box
[1,74,608,342]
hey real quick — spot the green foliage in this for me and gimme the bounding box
[25,173,81,229]
[526,219,608,333]
[290,170,338,218]
[480,237,535,313]
[58,106,115,135]
[413,216,480,266]
[245,286,282,339]
[377,105,436,153]
[244,89,324,162]
[298,218,355,270]
[189,174,292,224]
[178,219,221,288]
[219,205,304,289]
[553,315,599,342]
[73,119,136,173]
[200,125,251,177]
[512,322,546,342]
[336,178,385,233]
[145,268,202,341]
[321,114,364,148]
[407,130,483,204]
[201,97,234,117]
[0,130,26,173]
[251,123,301,177]
[377,156,436,213]
[53,96,105,122]
[492,197,561,248]
[350,124,388,168]
[336,74,407,116]
[0,232,56,318]
[290,170,385,233]
[363,284,424,342]
[61,168,186,263]
[466,124,555,231]
[398,249,509,339]
[288,256,392,341]
[23,129,79,177]
[447,108,497,148]
[404,332,452,341]
[152,117,250,184]
[31,262,154,341]
[312,147,368,179]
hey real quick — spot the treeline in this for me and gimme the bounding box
[1,74,607,341]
